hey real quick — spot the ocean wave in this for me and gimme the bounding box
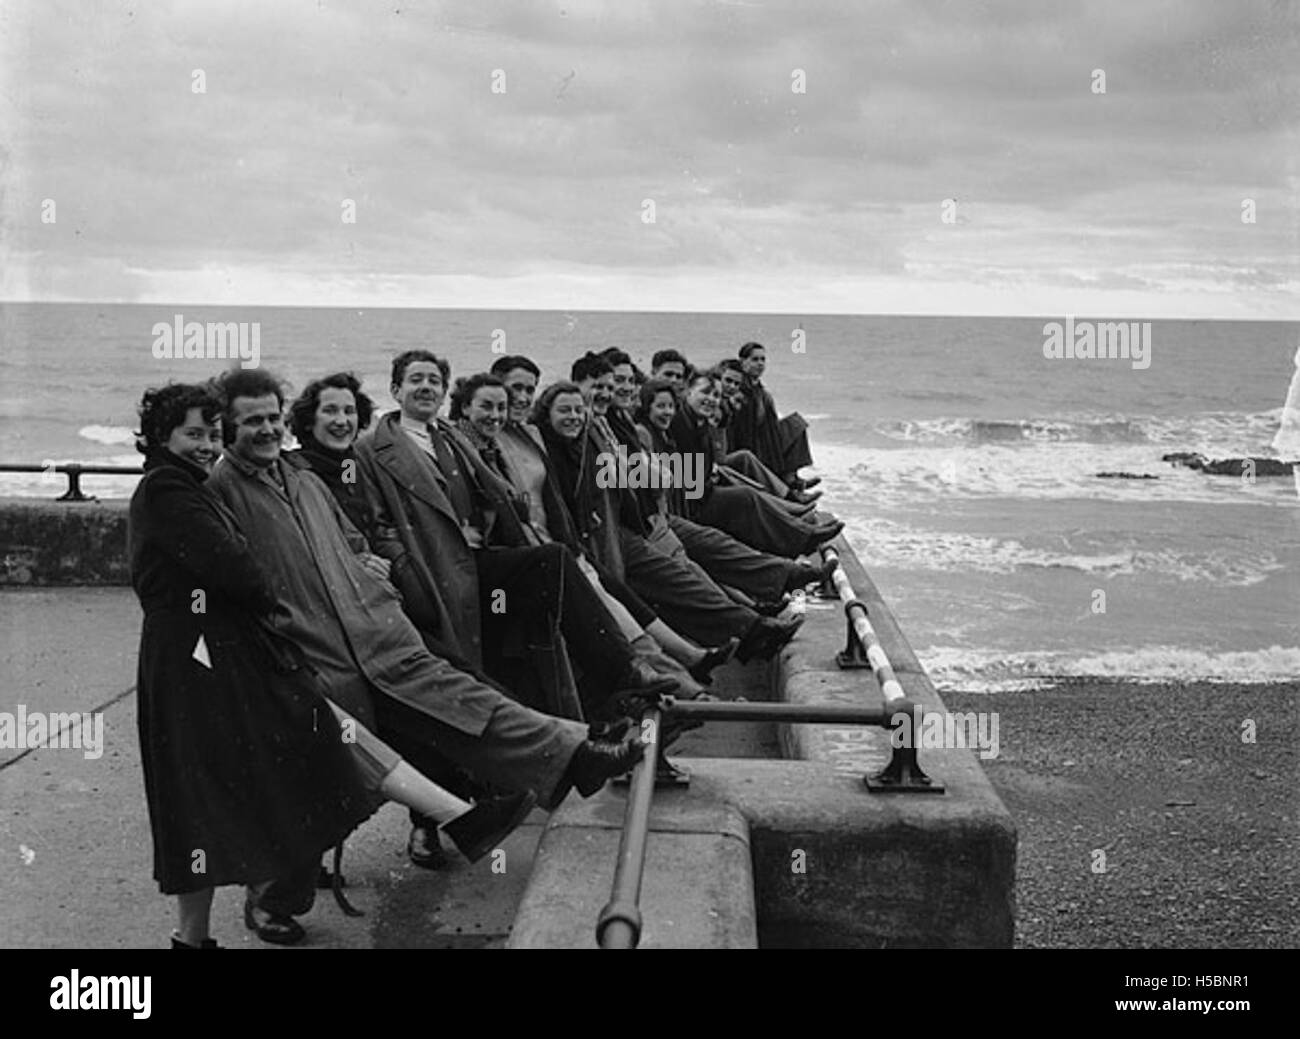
[812,440,1298,507]
[919,644,1300,691]
[873,409,1286,457]
[78,424,137,446]
[845,519,1282,585]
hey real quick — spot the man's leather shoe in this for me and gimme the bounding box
[736,615,805,663]
[788,487,823,506]
[803,520,844,553]
[407,823,449,870]
[783,562,824,592]
[565,737,645,797]
[243,899,305,946]
[786,556,837,592]
[619,660,685,697]
[687,637,740,684]
[442,791,539,863]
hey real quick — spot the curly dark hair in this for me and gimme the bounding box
[531,380,586,428]
[570,352,613,383]
[651,348,689,371]
[211,367,288,444]
[635,378,679,426]
[489,354,540,380]
[391,349,449,390]
[135,382,223,454]
[288,372,374,442]
[448,373,506,421]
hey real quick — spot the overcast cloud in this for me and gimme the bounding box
[1,0,1296,317]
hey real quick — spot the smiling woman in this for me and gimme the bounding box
[286,372,377,539]
[129,381,375,949]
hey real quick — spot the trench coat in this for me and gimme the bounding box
[206,451,495,737]
[129,449,374,894]
[730,376,813,476]
[352,412,581,717]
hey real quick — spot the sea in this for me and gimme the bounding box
[2,302,1297,691]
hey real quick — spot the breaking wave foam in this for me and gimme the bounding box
[78,424,137,446]
[845,519,1282,585]
[920,644,1300,692]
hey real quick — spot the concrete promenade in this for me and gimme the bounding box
[0,587,768,949]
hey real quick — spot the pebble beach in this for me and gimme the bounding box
[944,681,1299,948]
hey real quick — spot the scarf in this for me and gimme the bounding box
[290,438,374,541]
[454,418,507,480]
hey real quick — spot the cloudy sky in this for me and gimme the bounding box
[1,0,1296,317]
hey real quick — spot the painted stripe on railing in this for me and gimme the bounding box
[823,547,907,704]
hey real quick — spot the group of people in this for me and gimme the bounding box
[130,340,839,948]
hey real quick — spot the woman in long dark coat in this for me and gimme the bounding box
[130,383,377,948]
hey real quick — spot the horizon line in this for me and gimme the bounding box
[3,298,1297,324]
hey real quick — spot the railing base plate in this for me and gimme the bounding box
[864,766,945,794]
[612,757,691,789]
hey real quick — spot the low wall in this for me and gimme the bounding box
[508,536,1018,949]
[0,499,130,586]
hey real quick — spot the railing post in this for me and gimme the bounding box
[866,698,945,794]
[835,598,873,669]
[56,464,93,502]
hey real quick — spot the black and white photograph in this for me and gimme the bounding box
[0,0,1295,991]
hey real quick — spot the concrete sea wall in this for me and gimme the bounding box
[510,537,1018,949]
[0,500,130,586]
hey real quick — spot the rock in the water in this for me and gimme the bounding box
[1161,452,1295,477]
[1096,471,1159,480]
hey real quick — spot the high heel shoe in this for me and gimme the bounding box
[688,637,740,684]
[170,931,220,949]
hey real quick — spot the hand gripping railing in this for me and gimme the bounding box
[596,545,944,948]
[0,462,143,501]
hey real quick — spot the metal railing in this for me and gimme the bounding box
[0,462,143,502]
[595,546,944,948]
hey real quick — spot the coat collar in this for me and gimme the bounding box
[368,411,463,525]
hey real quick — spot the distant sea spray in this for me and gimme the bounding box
[1271,344,1300,459]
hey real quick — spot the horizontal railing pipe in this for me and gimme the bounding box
[0,462,144,502]
[663,700,893,726]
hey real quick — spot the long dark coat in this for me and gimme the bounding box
[129,449,374,895]
[730,376,813,476]
[353,412,580,716]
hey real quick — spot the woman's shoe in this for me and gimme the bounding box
[688,637,740,684]
[243,898,306,946]
[170,931,220,949]
[441,791,539,864]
